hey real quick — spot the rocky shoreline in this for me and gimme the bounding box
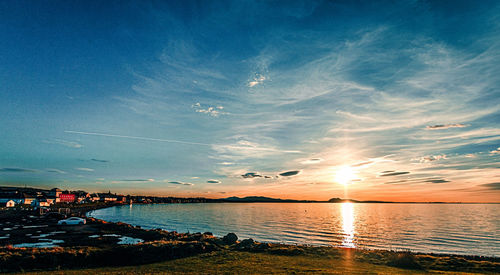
[1,207,499,274]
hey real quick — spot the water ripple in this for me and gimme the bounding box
[89,203,500,257]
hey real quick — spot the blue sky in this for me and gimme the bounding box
[0,0,499,201]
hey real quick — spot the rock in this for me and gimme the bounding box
[240,238,255,245]
[222,232,238,245]
[203,232,213,236]
[236,238,256,250]
[255,242,271,250]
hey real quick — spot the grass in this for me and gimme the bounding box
[13,249,496,275]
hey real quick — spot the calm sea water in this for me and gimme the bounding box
[89,203,500,257]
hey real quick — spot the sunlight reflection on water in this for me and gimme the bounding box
[341,203,356,248]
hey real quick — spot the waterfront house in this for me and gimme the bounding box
[21,193,36,205]
[116,195,127,203]
[32,197,52,207]
[73,191,90,203]
[89,193,100,202]
[0,193,24,204]
[99,193,118,202]
[0,200,16,207]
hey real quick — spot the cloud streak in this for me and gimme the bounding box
[426,124,468,130]
[192,103,228,117]
[46,169,66,174]
[279,170,300,177]
[167,181,194,186]
[0,168,38,173]
[43,139,83,148]
[379,171,410,177]
[91,159,109,163]
[119,179,154,182]
[66,130,300,154]
[248,74,266,87]
[300,158,323,164]
[241,172,262,178]
[75,167,94,172]
[480,182,500,190]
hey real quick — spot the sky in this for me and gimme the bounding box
[0,0,499,202]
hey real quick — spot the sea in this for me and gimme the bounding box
[88,202,500,257]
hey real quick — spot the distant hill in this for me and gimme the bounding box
[328,197,357,203]
[222,196,394,203]
[328,197,394,203]
[223,196,316,203]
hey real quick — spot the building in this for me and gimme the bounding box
[0,200,16,207]
[48,188,62,202]
[116,195,127,203]
[100,195,117,202]
[21,193,36,205]
[32,198,51,207]
[59,193,76,203]
[45,196,57,204]
[99,192,118,202]
[49,188,62,197]
[89,194,100,202]
[0,193,24,204]
[73,191,90,203]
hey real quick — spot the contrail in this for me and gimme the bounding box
[65,130,212,146]
[64,130,301,153]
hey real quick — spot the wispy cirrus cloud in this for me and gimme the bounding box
[248,74,266,87]
[112,179,155,183]
[241,172,262,178]
[426,124,468,130]
[351,161,374,168]
[43,139,83,148]
[300,158,323,165]
[192,103,228,117]
[423,179,451,184]
[480,182,500,190]
[419,155,447,162]
[166,181,194,186]
[75,167,94,172]
[91,158,109,163]
[46,168,66,174]
[379,171,410,177]
[0,167,38,173]
[212,139,301,163]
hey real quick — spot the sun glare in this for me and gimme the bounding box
[335,166,357,186]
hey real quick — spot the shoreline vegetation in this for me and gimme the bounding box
[0,203,499,274]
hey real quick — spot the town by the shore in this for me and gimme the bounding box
[1,186,499,274]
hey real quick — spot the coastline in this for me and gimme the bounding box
[1,205,499,274]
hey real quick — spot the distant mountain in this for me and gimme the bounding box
[223,196,316,203]
[328,197,394,203]
[222,196,395,203]
[328,197,357,203]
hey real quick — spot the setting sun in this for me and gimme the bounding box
[335,166,357,186]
